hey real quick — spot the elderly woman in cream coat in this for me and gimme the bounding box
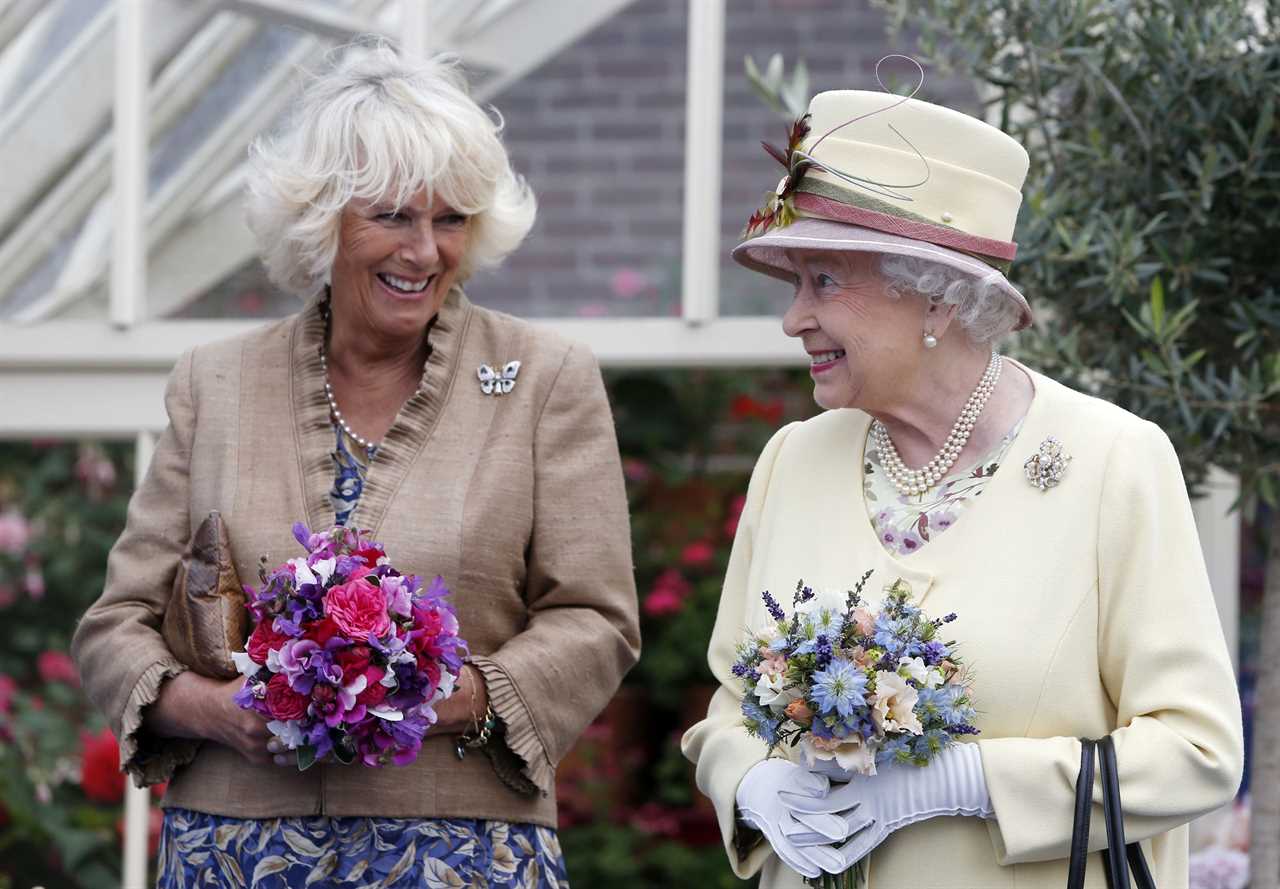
[682,87,1243,888]
[72,44,639,887]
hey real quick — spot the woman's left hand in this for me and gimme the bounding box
[432,664,489,734]
[781,744,993,873]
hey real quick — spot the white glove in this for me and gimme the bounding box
[780,743,994,870]
[736,759,850,878]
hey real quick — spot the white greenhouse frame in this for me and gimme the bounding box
[0,2,1241,886]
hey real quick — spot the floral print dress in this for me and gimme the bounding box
[156,424,569,889]
[865,418,1024,558]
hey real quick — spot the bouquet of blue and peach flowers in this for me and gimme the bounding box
[734,574,978,777]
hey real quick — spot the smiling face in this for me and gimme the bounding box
[329,189,469,343]
[781,249,928,411]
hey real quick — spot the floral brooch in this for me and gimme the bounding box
[1024,437,1071,491]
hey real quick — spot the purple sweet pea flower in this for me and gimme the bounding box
[380,574,413,618]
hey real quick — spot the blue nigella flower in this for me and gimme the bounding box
[933,684,976,727]
[809,607,845,640]
[810,658,868,720]
[875,734,914,766]
[741,700,780,745]
[874,614,925,659]
[911,728,951,761]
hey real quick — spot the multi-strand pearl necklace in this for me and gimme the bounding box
[871,352,1003,497]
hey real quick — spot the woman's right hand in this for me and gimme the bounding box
[735,759,846,878]
[147,672,275,766]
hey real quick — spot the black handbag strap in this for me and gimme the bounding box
[1067,736,1157,889]
[1067,738,1096,889]
[1098,735,1128,889]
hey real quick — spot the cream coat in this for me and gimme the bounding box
[681,364,1243,888]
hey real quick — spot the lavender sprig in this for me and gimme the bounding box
[761,590,786,623]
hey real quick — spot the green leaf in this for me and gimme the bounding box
[1149,277,1165,336]
[296,744,317,771]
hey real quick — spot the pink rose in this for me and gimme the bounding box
[37,651,78,686]
[643,588,684,618]
[323,577,391,641]
[679,540,716,569]
[0,510,30,555]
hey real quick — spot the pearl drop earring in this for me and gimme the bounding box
[923,332,939,349]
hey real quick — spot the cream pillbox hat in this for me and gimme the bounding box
[732,88,1034,329]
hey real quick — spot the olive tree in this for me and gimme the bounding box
[865,0,1279,884]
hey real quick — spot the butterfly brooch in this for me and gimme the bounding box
[477,360,521,396]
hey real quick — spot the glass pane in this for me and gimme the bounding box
[0,215,87,320]
[169,256,297,320]
[148,22,305,194]
[464,0,685,318]
[1,0,108,105]
[719,0,980,317]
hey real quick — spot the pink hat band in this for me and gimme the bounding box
[791,192,1018,269]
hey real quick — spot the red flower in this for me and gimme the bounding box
[622,458,653,485]
[323,577,391,640]
[730,394,784,425]
[302,616,342,646]
[724,494,747,539]
[355,666,387,708]
[80,728,125,804]
[334,644,373,681]
[0,674,18,714]
[264,673,308,721]
[246,621,292,665]
[37,650,78,686]
[680,540,716,569]
[354,545,385,567]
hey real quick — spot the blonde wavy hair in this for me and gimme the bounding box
[245,40,536,296]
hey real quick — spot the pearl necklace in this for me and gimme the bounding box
[319,346,378,454]
[871,352,1002,497]
[317,299,379,454]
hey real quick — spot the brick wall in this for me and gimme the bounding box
[184,0,978,322]
[466,0,978,319]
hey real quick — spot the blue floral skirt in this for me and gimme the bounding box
[156,808,569,888]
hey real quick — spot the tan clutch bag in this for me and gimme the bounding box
[161,510,249,679]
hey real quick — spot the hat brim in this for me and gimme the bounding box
[731,218,1033,331]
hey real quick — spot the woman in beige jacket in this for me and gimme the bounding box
[682,86,1243,888]
[71,44,638,887]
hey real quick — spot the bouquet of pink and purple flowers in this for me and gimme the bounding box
[231,522,468,770]
[734,573,978,777]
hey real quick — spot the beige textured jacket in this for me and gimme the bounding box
[682,364,1244,888]
[71,290,640,827]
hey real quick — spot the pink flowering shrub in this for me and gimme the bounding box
[0,441,153,887]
